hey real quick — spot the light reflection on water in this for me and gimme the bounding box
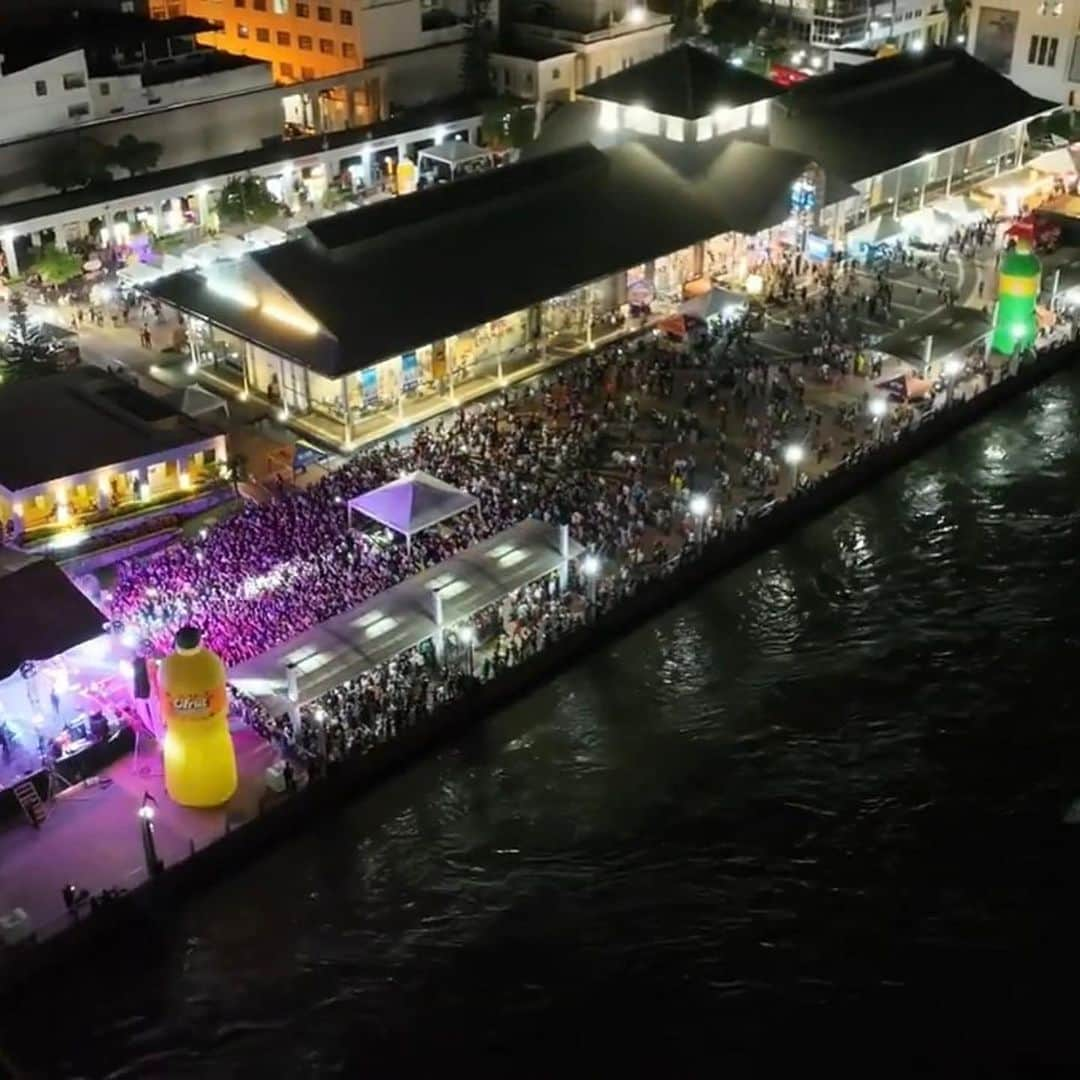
[10,372,1080,1075]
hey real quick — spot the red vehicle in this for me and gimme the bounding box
[1007,212,1061,252]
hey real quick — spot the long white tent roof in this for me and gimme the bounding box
[348,470,478,538]
[228,518,582,708]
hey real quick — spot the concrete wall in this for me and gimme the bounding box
[360,0,426,58]
[380,40,466,107]
[0,51,93,144]
[89,62,274,120]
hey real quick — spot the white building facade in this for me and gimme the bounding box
[968,0,1080,103]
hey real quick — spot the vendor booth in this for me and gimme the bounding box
[417,141,494,184]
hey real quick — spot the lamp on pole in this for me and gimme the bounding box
[138,792,162,879]
[942,356,964,406]
[689,493,709,544]
[868,396,888,439]
[582,553,600,608]
[782,443,805,492]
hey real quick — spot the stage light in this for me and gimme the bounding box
[120,628,138,650]
[869,397,888,419]
[138,803,155,821]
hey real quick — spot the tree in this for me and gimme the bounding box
[39,136,110,192]
[224,453,248,497]
[214,175,281,226]
[32,245,84,285]
[704,0,770,52]
[461,0,494,97]
[109,134,163,177]
[3,291,56,382]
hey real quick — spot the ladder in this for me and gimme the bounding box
[12,780,45,827]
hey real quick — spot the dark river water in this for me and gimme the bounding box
[9,372,1080,1077]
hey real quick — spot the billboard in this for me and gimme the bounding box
[973,7,1019,75]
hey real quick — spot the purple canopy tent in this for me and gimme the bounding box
[347,470,478,552]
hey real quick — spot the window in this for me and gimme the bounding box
[167,0,181,12]
[1069,36,1080,80]
[320,37,334,53]
[318,5,331,20]
[256,26,270,41]
[299,34,312,49]
[253,0,266,8]
[1030,33,1060,64]
[340,8,353,23]
[99,81,111,95]
[301,65,315,79]
[281,60,294,77]
[68,102,90,119]
[277,29,291,44]
[34,80,47,96]
[235,0,245,6]
[296,1,309,14]
[273,0,289,11]
[238,22,250,37]
[552,67,560,80]
[63,72,86,90]
[341,41,356,58]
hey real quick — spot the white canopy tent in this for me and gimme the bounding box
[680,287,748,323]
[117,260,166,287]
[417,140,493,179]
[348,470,479,551]
[901,206,958,244]
[846,215,905,248]
[1030,146,1080,176]
[168,384,229,420]
[933,193,987,222]
[243,225,288,250]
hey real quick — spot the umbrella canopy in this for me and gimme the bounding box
[347,470,478,539]
[847,215,905,246]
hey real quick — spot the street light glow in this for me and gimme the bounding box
[626,4,646,23]
[869,397,889,418]
[582,554,600,577]
[783,444,805,466]
[943,357,964,378]
[138,804,155,821]
[459,625,476,645]
[689,493,709,517]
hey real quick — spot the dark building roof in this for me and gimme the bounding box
[0,96,481,228]
[770,47,1057,182]
[0,560,105,679]
[0,13,212,75]
[150,137,819,377]
[579,43,782,118]
[0,368,213,493]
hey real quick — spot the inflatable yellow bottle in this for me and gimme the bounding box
[159,626,237,808]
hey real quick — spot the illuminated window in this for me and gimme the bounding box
[273,0,289,11]
[237,22,250,37]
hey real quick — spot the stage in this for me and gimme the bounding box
[0,632,142,812]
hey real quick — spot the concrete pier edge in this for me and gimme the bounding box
[1,339,1076,1000]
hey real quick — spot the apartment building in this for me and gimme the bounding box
[968,0,1080,103]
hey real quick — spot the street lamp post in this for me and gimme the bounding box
[138,793,162,879]
[942,356,964,406]
[868,396,888,440]
[689,493,709,544]
[582,553,600,609]
[782,443,805,492]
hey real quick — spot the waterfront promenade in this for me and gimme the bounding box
[0,241,1076,988]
